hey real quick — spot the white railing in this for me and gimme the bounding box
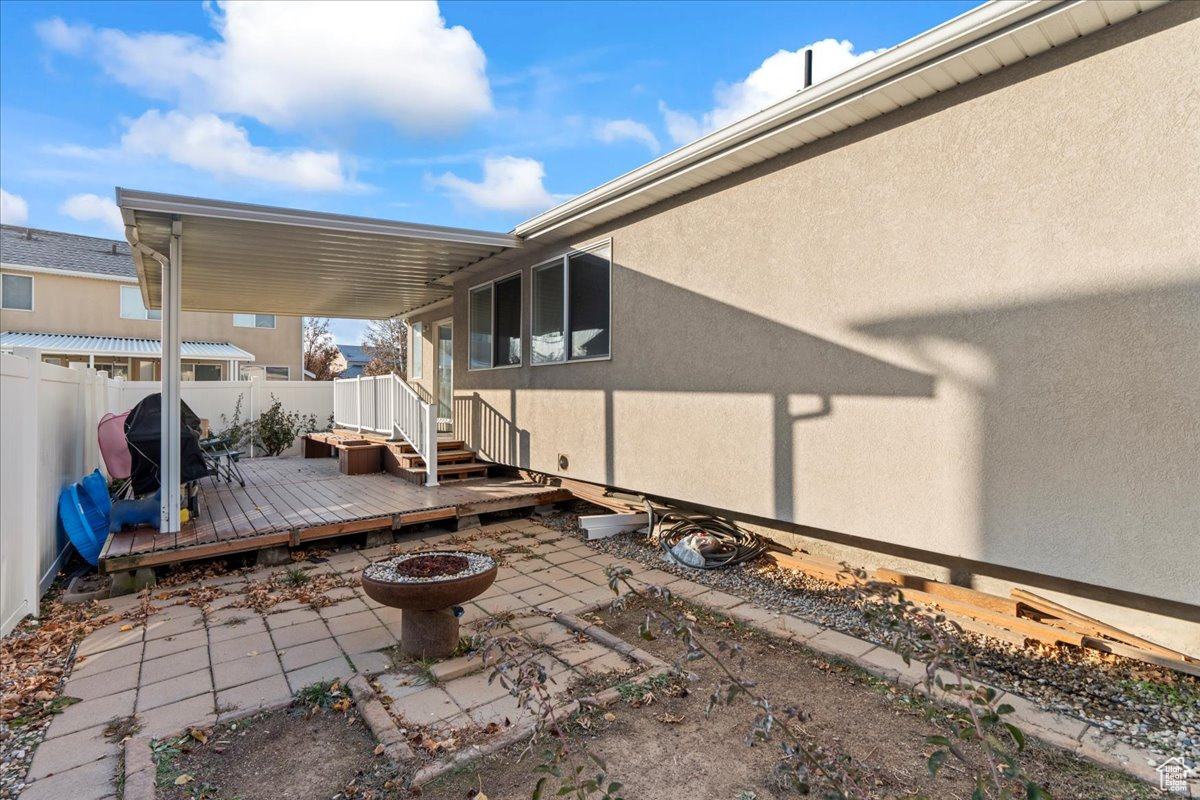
[333,374,438,486]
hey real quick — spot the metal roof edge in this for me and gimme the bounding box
[511,0,1141,240]
[116,187,522,250]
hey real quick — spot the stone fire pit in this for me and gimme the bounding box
[361,551,498,658]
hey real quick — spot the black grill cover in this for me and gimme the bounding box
[124,393,210,495]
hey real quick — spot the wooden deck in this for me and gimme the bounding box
[99,456,572,572]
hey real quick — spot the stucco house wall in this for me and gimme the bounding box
[409,4,1199,646]
[1,267,302,378]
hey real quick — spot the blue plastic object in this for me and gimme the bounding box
[109,491,160,534]
[58,483,108,567]
[80,469,111,518]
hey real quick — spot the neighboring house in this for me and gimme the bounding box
[0,225,302,380]
[334,344,372,378]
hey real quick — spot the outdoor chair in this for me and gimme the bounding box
[199,435,246,488]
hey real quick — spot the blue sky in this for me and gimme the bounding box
[0,0,977,343]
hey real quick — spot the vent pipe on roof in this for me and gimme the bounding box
[803,48,814,89]
[111,243,118,255]
[25,228,32,240]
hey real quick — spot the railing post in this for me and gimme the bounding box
[356,375,364,433]
[424,401,439,487]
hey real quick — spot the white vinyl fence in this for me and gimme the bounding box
[0,349,333,635]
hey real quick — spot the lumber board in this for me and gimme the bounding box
[1012,588,1195,663]
[875,569,1018,615]
[1080,638,1200,679]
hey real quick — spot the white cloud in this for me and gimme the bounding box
[661,38,887,145]
[38,1,492,135]
[0,188,30,226]
[596,119,660,153]
[60,193,124,234]
[431,156,558,213]
[121,110,351,190]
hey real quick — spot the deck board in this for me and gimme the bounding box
[100,456,571,572]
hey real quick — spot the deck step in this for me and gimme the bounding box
[388,460,491,485]
[393,448,477,469]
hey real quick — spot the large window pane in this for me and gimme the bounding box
[120,285,161,320]
[2,274,33,311]
[410,321,423,379]
[568,247,610,359]
[233,313,275,328]
[493,275,521,367]
[194,364,222,381]
[531,262,565,364]
[469,285,493,369]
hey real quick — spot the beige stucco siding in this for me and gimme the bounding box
[0,270,302,376]
[433,2,1199,619]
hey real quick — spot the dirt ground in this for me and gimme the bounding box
[156,707,386,800]
[151,597,1157,800]
[426,597,1156,800]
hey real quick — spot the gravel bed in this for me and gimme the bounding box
[0,717,49,799]
[364,551,495,583]
[535,505,1199,767]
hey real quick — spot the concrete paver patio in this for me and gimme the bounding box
[17,516,1170,798]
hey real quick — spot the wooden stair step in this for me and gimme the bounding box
[395,449,477,468]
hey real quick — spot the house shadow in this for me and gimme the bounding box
[457,266,936,522]
[854,279,1200,619]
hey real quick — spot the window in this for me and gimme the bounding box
[468,273,522,370]
[239,364,290,381]
[410,321,423,379]
[1,273,33,311]
[120,286,161,320]
[531,243,611,364]
[183,363,222,381]
[233,313,276,329]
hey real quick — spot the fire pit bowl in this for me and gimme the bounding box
[361,551,498,659]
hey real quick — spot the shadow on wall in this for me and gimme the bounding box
[459,265,937,521]
[455,390,530,467]
[854,279,1200,612]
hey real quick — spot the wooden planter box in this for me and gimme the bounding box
[302,437,334,459]
[338,443,383,475]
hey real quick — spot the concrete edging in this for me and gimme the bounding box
[346,673,415,763]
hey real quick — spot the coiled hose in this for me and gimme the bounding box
[645,500,771,569]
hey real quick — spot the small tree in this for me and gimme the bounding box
[303,317,342,381]
[362,317,407,377]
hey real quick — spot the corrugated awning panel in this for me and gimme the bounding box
[0,331,255,360]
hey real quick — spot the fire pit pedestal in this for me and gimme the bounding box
[360,551,498,659]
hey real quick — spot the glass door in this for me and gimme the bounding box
[436,322,453,425]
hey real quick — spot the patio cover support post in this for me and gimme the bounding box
[356,374,364,433]
[160,220,183,534]
[424,401,438,487]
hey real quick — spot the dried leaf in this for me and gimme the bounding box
[118,624,133,632]
[603,712,616,722]
[189,728,209,744]
[174,774,194,785]
[373,743,385,755]
[331,697,351,712]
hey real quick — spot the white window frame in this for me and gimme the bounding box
[1,272,34,312]
[239,364,290,381]
[530,239,612,367]
[467,270,523,372]
[233,313,277,329]
[119,285,161,320]
[410,321,423,380]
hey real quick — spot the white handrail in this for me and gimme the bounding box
[333,373,437,486]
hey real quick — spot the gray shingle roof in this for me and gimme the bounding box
[0,225,135,279]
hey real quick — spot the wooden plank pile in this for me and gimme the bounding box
[767,550,1200,677]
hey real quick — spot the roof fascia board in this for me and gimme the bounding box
[116,188,522,250]
[0,263,137,283]
[512,0,1079,239]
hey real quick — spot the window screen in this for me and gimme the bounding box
[469,285,493,370]
[568,247,610,360]
[2,274,33,311]
[531,261,565,364]
[493,275,521,367]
